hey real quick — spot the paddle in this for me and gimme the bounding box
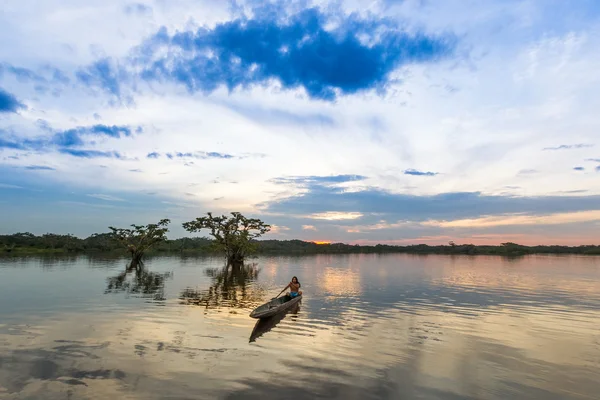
[271,286,287,300]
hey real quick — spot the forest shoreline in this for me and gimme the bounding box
[2,232,599,256]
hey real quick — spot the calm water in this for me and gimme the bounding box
[0,253,599,399]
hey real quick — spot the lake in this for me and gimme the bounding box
[0,253,599,399]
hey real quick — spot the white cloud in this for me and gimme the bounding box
[308,212,364,221]
[423,210,600,228]
[1,0,600,243]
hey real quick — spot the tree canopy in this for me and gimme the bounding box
[182,212,271,265]
[108,218,171,267]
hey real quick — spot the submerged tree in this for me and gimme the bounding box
[108,219,170,268]
[182,212,270,266]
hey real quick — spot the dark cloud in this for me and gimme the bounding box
[573,167,585,171]
[543,144,594,150]
[134,4,455,101]
[403,169,437,176]
[76,58,126,98]
[0,135,26,150]
[0,124,138,156]
[271,174,367,186]
[58,149,123,159]
[0,88,25,113]
[174,151,234,159]
[259,181,600,222]
[150,151,245,160]
[24,165,55,171]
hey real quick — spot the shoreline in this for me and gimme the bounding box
[2,243,600,257]
[2,232,599,257]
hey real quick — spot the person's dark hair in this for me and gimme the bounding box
[292,276,301,287]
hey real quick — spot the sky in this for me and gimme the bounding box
[1,0,599,245]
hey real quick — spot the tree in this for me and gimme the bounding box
[182,212,271,266]
[108,219,170,268]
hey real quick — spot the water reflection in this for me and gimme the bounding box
[0,254,599,399]
[179,262,264,309]
[249,301,301,343]
[104,264,172,301]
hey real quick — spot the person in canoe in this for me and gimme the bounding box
[284,276,302,298]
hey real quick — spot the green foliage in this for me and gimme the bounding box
[1,228,599,257]
[182,212,271,265]
[108,219,171,266]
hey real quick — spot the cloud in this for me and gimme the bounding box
[260,184,600,224]
[0,64,70,96]
[0,136,26,150]
[76,58,127,98]
[308,211,364,220]
[134,4,456,101]
[270,224,291,234]
[0,64,45,84]
[518,169,538,175]
[0,123,137,156]
[586,158,600,162]
[24,165,55,171]
[58,149,123,159]
[302,225,317,231]
[2,0,600,245]
[403,169,438,176]
[171,151,234,160]
[597,165,600,172]
[87,194,125,202]
[0,88,25,113]
[124,3,152,16]
[543,144,594,150]
[573,166,585,171]
[271,174,367,187]
[147,151,254,160]
[424,210,600,228]
[223,101,336,127]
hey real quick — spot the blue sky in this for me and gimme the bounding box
[1,0,600,245]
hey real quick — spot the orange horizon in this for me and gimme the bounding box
[302,235,600,247]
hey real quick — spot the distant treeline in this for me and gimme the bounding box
[1,232,599,256]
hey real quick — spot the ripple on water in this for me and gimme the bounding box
[1,254,600,399]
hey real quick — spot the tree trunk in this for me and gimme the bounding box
[130,250,144,269]
[227,253,244,268]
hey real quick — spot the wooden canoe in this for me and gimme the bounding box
[249,293,303,319]
[249,301,300,342]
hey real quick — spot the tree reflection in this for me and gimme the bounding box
[105,264,172,301]
[179,262,264,309]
